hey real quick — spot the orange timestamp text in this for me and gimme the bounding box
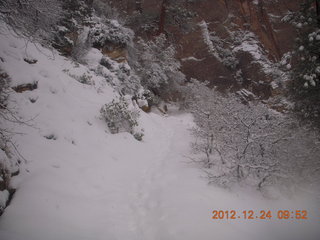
[211,210,308,220]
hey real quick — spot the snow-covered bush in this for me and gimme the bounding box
[77,73,93,85]
[0,70,20,215]
[116,63,141,95]
[88,19,133,49]
[63,69,93,85]
[94,56,141,96]
[0,149,13,216]
[100,97,140,135]
[135,34,185,98]
[186,79,320,191]
[0,71,9,108]
[138,89,161,107]
[52,0,92,55]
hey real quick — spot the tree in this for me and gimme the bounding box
[134,34,185,100]
[186,79,320,190]
[157,0,196,35]
[199,21,238,70]
[286,0,320,125]
[124,0,196,36]
[52,0,93,56]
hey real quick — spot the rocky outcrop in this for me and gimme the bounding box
[12,82,38,93]
[101,43,128,63]
[104,0,300,99]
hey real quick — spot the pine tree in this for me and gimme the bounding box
[288,0,320,125]
[52,0,93,56]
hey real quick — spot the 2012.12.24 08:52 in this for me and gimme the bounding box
[211,210,308,220]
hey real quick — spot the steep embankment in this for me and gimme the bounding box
[0,25,319,240]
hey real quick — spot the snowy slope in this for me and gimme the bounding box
[0,26,319,240]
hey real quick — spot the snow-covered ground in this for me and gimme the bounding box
[0,26,319,240]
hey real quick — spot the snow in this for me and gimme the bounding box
[0,25,319,240]
[137,99,148,107]
[181,56,205,62]
[0,190,9,209]
[233,31,290,85]
[271,81,278,89]
[286,63,292,70]
[233,33,264,62]
[199,21,221,61]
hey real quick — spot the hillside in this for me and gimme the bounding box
[0,23,319,240]
[0,1,320,240]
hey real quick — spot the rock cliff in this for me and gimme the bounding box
[104,0,300,98]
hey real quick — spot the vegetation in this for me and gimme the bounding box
[0,0,62,42]
[134,34,185,100]
[186,80,320,191]
[0,70,20,215]
[286,0,320,126]
[100,97,140,136]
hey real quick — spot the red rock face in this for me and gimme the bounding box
[104,0,300,98]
